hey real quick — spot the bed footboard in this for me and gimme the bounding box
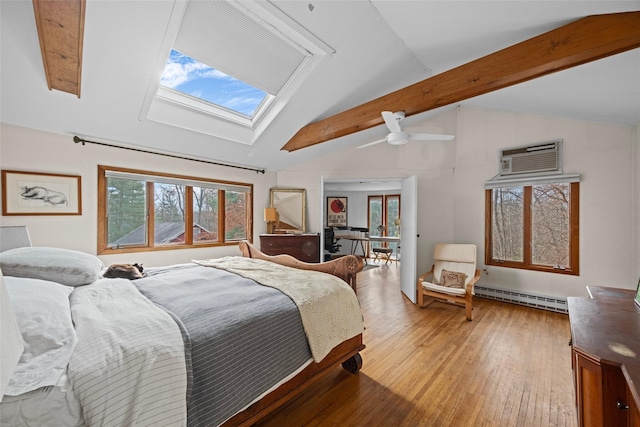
[230,240,365,426]
[220,334,365,427]
[238,240,363,293]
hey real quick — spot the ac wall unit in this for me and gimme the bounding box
[499,140,562,176]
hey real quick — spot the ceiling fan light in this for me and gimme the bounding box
[387,132,408,145]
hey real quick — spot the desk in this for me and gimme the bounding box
[335,237,369,263]
[335,236,401,263]
[368,236,400,243]
[348,238,368,259]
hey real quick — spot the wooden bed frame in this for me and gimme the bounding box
[238,240,363,294]
[221,241,366,426]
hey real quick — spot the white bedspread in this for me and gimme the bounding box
[67,278,187,427]
[193,257,364,362]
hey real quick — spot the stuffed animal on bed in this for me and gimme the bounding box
[103,263,145,280]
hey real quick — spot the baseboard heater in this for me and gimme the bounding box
[474,285,568,314]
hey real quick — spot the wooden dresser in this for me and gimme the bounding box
[259,234,320,263]
[568,286,640,427]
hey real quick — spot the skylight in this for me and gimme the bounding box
[160,50,268,118]
[143,0,334,144]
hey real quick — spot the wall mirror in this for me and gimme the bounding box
[270,188,306,233]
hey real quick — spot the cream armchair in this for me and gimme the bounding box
[417,243,480,321]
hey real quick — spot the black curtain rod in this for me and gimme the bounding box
[73,136,265,174]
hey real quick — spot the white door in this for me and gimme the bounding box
[319,177,325,262]
[400,175,418,303]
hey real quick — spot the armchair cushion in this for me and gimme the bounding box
[422,281,466,296]
[439,269,466,288]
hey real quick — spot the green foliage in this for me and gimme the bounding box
[107,178,249,246]
[107,178,146,244]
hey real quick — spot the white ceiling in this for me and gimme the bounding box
[1,1,639,172]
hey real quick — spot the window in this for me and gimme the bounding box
[160,49,270,118]
[144,0,332,142]
[368,194,401,254]
[98,166,252,254]
[485,181,579,275]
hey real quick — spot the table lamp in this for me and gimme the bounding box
[394,218,401,237]
[264,207,279,234]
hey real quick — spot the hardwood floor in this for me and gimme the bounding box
[256,264,578,427]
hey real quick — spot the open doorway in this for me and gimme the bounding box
[368,194,401,260]
[321,177,418,303]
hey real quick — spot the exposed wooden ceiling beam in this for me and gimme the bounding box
[282,11,640,152]
[32,0,86,97]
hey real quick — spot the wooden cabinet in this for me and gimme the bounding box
[259,234,320,263]
[568,286,640,427]
[629,383,640,427]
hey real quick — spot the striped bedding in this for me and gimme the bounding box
[135,263,312,427]
[12,259,361,427]
[67,278,188,426]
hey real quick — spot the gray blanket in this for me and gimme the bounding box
[135,263,311,427]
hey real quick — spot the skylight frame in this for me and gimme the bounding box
[156,84,275,128]
[158,48,275,123]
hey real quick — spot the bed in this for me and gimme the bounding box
[0,233,365,427]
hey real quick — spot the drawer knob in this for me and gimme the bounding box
[617,400,629,410]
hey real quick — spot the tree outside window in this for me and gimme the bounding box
[368,194,400,255]
[106,177,147,246]
[99,166,252,254]
[485,181,579,275]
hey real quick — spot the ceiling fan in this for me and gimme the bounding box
[357,111,455,149]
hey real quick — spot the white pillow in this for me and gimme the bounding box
[3,276,77,395]
[0,270,24,399]
[0,247,104,287]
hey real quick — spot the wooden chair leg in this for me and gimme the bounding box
[465,295,473,321]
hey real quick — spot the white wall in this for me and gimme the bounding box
[324,189,400,257]
[0,123,277,267]
[454,107,635,298]
[279,106,637,298]
[2,106,636,299]
[324,189,401,229]
[278,108,459,274]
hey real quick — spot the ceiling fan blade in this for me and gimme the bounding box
[357,138,386,149]
[381,111,402,133]
[408,133,455,141]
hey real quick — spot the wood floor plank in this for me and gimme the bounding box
[255,265,577,426]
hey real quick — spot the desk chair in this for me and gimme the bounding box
[324,227,341,261]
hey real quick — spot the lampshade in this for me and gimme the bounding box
[394,218,401,226]
[264,207,278,222]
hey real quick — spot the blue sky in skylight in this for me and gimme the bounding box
[160,50,267,117]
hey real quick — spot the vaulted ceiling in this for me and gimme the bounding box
[1,1,639,172]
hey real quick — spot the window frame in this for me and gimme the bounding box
[368,194,401,254]
[98,165,253,255]
[484,181,579,275]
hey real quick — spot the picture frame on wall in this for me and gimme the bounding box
[1,170,82,216]
[327,196,347,227]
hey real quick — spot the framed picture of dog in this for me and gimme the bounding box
[2,170,82,215]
